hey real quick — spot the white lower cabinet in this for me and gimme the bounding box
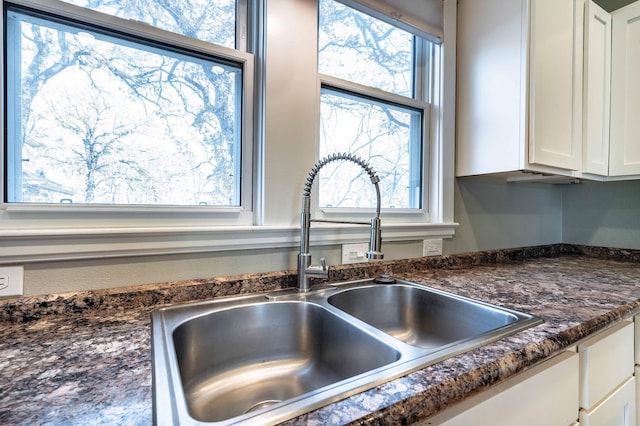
[421,351,579,426]
[422,320,638,426]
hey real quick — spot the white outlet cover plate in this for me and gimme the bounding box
[342,243,369,264]
[423,239,443,256]
[0,266,24,297]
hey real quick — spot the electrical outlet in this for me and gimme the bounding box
[341,243,369,264]
[0,266,24,297]
[422,239,443,256]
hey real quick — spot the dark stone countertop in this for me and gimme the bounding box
[1,244,639,425]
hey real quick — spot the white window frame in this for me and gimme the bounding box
[0,0,258,258]
[315,0,441,225]
[2,0,255,217]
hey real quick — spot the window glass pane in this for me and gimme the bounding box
[6,10,242,206]
[319,88,422,209]
[60,0,236,48]
[318,0,414,97]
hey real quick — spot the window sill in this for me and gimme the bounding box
[0,222,457,264]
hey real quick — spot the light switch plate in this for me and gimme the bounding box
[0,266,24,297]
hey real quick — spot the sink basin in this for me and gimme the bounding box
[171,301,399,423]
[152,278,542,425]
[328,284,524,348]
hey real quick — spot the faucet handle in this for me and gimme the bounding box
[305,257,330,280]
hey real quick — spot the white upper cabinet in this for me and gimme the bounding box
[582,1,611,176]
[457,0,640,181]
[609,1,640,176]
[456,0,583,177]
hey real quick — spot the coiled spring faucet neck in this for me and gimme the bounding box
[302,153,382,216]
[298,153,384,292]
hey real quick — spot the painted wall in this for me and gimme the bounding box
[444,176,563,254]
[22,240,424,296]
[562,180,640,249]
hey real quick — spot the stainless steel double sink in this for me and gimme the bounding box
[151,277,542,425]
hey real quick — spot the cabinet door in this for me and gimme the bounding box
[528,0,582,171]
[582,0,611,176]
[609,1,640,176]
[456,0,528,176]
[422,351,579,426]
[579,376,636,426]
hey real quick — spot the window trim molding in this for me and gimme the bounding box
[0,222,457,264]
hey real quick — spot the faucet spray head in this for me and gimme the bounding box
[366,217,383,260]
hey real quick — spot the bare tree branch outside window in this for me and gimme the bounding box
[6,1,241,206]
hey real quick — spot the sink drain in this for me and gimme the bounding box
[244,399,283,414]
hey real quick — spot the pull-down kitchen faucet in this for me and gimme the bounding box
[297,153,383,292]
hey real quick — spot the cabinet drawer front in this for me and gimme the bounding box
[579,376,636,426]
[579,321,635,409]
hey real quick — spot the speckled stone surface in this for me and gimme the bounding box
[1,244,639,425]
